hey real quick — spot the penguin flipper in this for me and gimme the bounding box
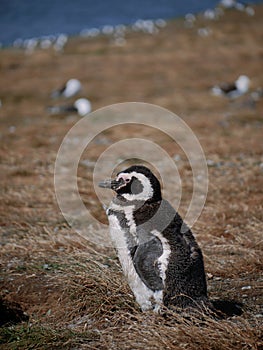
[133,237,163,291]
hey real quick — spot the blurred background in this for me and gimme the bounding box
[2,0,263,47]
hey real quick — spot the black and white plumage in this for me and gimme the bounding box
[47,98,92,117]
[211,75,250,99]
[51,78,82,99]
[99,165,208,312]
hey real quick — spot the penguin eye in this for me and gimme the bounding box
[125,178,131,183]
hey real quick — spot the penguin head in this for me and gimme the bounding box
[99,165,162,202]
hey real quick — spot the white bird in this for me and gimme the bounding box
[220,0,255,15]
[220,0,236,8]
[51,79,82,99]
[47,98,92,117]
[73,98,92,116]
[211,75,250,99]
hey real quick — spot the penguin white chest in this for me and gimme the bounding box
[107,208,162,311]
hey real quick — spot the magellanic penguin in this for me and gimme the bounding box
[99,165,209,312]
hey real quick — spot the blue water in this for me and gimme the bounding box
[0,0,262,46]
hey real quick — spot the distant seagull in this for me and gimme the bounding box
[220,0,255,15]
[211,75,250,99]
[47,98,92,117]
[220,0,236,8]
[51,79,82,99]
[53,34,68,52]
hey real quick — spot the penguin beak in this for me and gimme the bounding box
[98,177,125,191]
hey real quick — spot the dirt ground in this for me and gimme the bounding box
[0,4,263,350]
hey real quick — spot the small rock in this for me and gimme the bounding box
[9,126,16,133]
[241,285,251,290]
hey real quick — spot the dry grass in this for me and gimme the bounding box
[0,5,263,349]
